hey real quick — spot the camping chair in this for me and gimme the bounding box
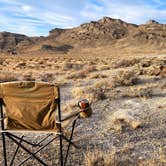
[0,81,92,166]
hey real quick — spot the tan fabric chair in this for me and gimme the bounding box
[0,81,59,131]
[0,81,91,166]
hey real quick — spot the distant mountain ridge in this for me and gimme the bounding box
[0,17,166,55]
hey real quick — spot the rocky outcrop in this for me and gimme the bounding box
[146,19,159,25]
[0,32,33,54]
[41,44,73,53]
[49,28,66,37]
[66,17,138,42]
[0,17,166,54]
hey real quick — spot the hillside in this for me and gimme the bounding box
[0,17,166,56]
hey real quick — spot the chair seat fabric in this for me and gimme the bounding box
[0,81,59,131]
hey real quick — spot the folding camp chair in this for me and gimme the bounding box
[0,81,92,166]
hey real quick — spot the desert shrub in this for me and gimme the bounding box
[72,86,94,102]
[108,109,142,132]
[98,65,110,71]
[84,65,97,73]
[72,87,84,98]
[112,58,140,68]
[87,80,112,101]
[140,60,151,67]
[136,86,154,98]
[0,72,18,82]
[43,58,49,61]
[126,85,156,99]
[16,62,27,69]
[85,151,115,166]
[66,70,86,79]
[85,147,136,166]
[22,73,35,81]
[26,64,37,69]
[92,80,111,89]
[72,81,109,102]
[62,62,84,71]
[85,147,166,166]
[87,61,96,66]
[38,60,44,65]
[0,59,4,65]
[112,70,139,87]
[138,160,166,166]
[94,88,107,100]
[161,82,166,89]
[62,62,72,70]
[89,73,107,79]
[93,81,109,100]
[159,65,166,77]
[115,85,155,99]
[40,73,54,82]
[141,65,161,76]
[66,64,97,80]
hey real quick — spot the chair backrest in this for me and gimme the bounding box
[0,81,59,131]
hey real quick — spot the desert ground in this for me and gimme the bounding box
[0,51,165,166]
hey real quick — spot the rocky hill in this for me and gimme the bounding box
[0,17,166,55]
[0,32,34,54]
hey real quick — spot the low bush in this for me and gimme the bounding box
[112,58,140,69]
[111,70,139,87]
[0,72,18,82]
[66,71,86,80]
[40,73,54,82]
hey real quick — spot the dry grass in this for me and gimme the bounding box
[40,73,55,82]
[111,69,139,87]
[72,80,112,101]
[0,72,18,82]
[85,150,116,166]
[112,58,140,69]
[107,108,142,132]
[98,65,110,71]
[89,73,107,79]
[85,146,166,166]
[92,80,112,90]
[21,72,35,81]
[62,61,84,71]
[141,65,161,76]
[72,87,85,98]
[16,62,27,68]
[66,70,87,80]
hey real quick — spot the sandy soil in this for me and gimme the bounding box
[0,53,166,166]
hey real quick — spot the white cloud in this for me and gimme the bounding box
[22,5,33,12]
[0,0,76,35]
[80,3,103,20]
[7,25,37,36]
[39,11,74,26]
[80,0,166,24]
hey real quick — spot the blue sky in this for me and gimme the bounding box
[0,0,166,36]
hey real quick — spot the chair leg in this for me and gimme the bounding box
[1,101,7,166]
[61,135,78,149]
[59,133,63,166]
[1,132,7,166]
[64,118,77,166]
[57,89,64,166]
[6,133,48,166]
[17,137,57,166]
[9,136,24,166]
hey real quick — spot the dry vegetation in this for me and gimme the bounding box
[0,53,166,166]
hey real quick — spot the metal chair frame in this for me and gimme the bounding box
[0,87,80,166]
